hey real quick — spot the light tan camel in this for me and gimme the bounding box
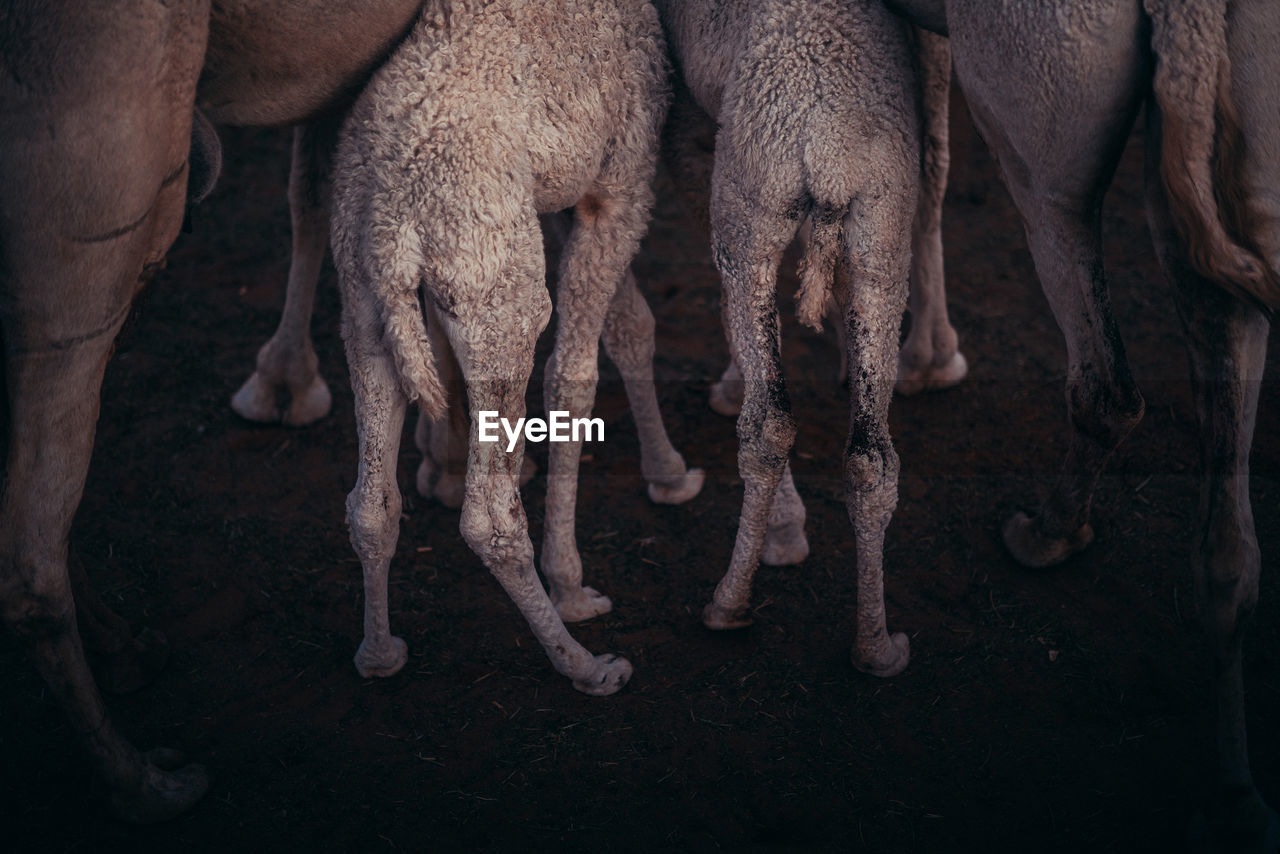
[227,138,702,510]
[327,0,674,695]
[702,29,967,417]
[653,0,929,677]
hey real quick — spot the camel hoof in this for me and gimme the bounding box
[702,600,752,631]
[852,631,910,678]
[647,468,705,506]
[231,371,331,426]
[571,653,633,696]
[761,520,809,566]
[1002,511,1094,568]
[93,627,170,695]
[282,374,332,426]
[895,350,968,396]
[354,635,408,679]
[709,378,744,417]
[553,585,614,622]
[110,755,210,824]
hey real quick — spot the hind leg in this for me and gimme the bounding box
[1146,113,1280,850]
[414,328,534,510]
[231,119,336,426]
[69,549,169,695]
[836,153,919,677]
[601,269,704,507]
[950,1,1148,566]
[1,334,210,822]
[0,14,210,818]
[540,195,649,622]
[896,30,968,396]
[440,222,630,692]
[413,321,471,509]
[340,291,411,679]
[700,140,804,630]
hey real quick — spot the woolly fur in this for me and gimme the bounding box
[656,0,920,672]
[331,0,671,418]
[328,0,672,694]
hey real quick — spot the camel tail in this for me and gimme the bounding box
[1147,0,1280,314]
[370,222,449,420]
[796,205,843,333]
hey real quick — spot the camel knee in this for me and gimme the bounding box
[459,490,534,569]
[844,433,900,521]
[345,484,402,561]
[738,407,797,474]
[1065,373,1144,449]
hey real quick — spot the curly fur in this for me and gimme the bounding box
[333,0,669,415]
[656,0,920,673]
[329,0,673,693]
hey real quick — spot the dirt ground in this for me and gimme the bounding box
[3,84,1278,852]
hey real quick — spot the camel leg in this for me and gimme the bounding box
[896,29,968,395]
[231,118,336,426]
[760,462,809,566]
[601,270,705,507]
[340,290,412,679]
[839,185,917,678]
[0,6,211,820]
[1172,252,1280,854]
[1,329,210,822]
[69,549,169,695]
[699,158,803,630]
[949,2,1148,566]
[439,221,630,693]
[1145,110,1280,850]
[663,81,810,566]
[413,322,473,509]
[413,330,534,509]
[540,196,650,622]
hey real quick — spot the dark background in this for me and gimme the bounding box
[4,86,1278,852]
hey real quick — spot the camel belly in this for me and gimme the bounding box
[197,0,421,126]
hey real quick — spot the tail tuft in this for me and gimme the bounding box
[796,205,843,332]
[364,219,449,420]
[382,287,448,420]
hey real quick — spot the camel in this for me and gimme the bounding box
[651,0,933,677]
[891,0,1280,846]
[326,0,674,694]
[0,0,439,822]
[665,23,961,585]
[701,28,967,417]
